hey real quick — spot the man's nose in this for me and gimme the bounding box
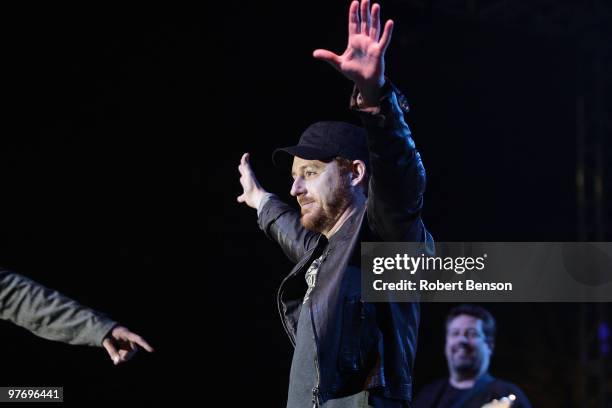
[451,333,469,345]
[290,177,306,197]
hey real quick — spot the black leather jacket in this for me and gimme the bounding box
[258,82,434,405]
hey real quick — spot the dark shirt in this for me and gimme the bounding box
[433,383,468,408]
[414,376,532,408]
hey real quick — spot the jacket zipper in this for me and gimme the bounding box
[310,294,321,408]
[277,274,298,347]
[310,248,330,408]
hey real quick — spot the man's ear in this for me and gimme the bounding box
[350,160,367,187]
[486,339,495,354]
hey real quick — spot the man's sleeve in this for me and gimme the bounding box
[351,81,431,243]
[257,194,319,263]
[0,269,117,347]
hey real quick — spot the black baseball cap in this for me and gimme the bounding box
[272,121,369,168]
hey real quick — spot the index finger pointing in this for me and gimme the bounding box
[128,334,154,352]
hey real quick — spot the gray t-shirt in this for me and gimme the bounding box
[286,253,322,408]
[286,297,317,408]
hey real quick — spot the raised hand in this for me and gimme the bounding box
[313,0,394,105]
[237,153,268,210]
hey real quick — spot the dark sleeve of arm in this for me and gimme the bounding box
[0,269,117,347]
[257,194,319,263]
[351,81,430,242]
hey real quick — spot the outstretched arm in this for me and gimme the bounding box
[0,270,153,365]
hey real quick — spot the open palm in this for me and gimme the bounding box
[313,0,393,93]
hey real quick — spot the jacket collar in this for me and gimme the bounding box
[327,201,367,248]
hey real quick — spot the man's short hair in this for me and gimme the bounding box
[445,304,496,343]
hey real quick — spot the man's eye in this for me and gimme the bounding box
[305,171,317,177]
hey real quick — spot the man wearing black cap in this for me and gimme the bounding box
[237,1,433,407]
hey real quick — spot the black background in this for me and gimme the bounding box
[1,14,199,406]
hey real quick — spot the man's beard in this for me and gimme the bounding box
[300,181,352,233]
[450,346,480,377]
